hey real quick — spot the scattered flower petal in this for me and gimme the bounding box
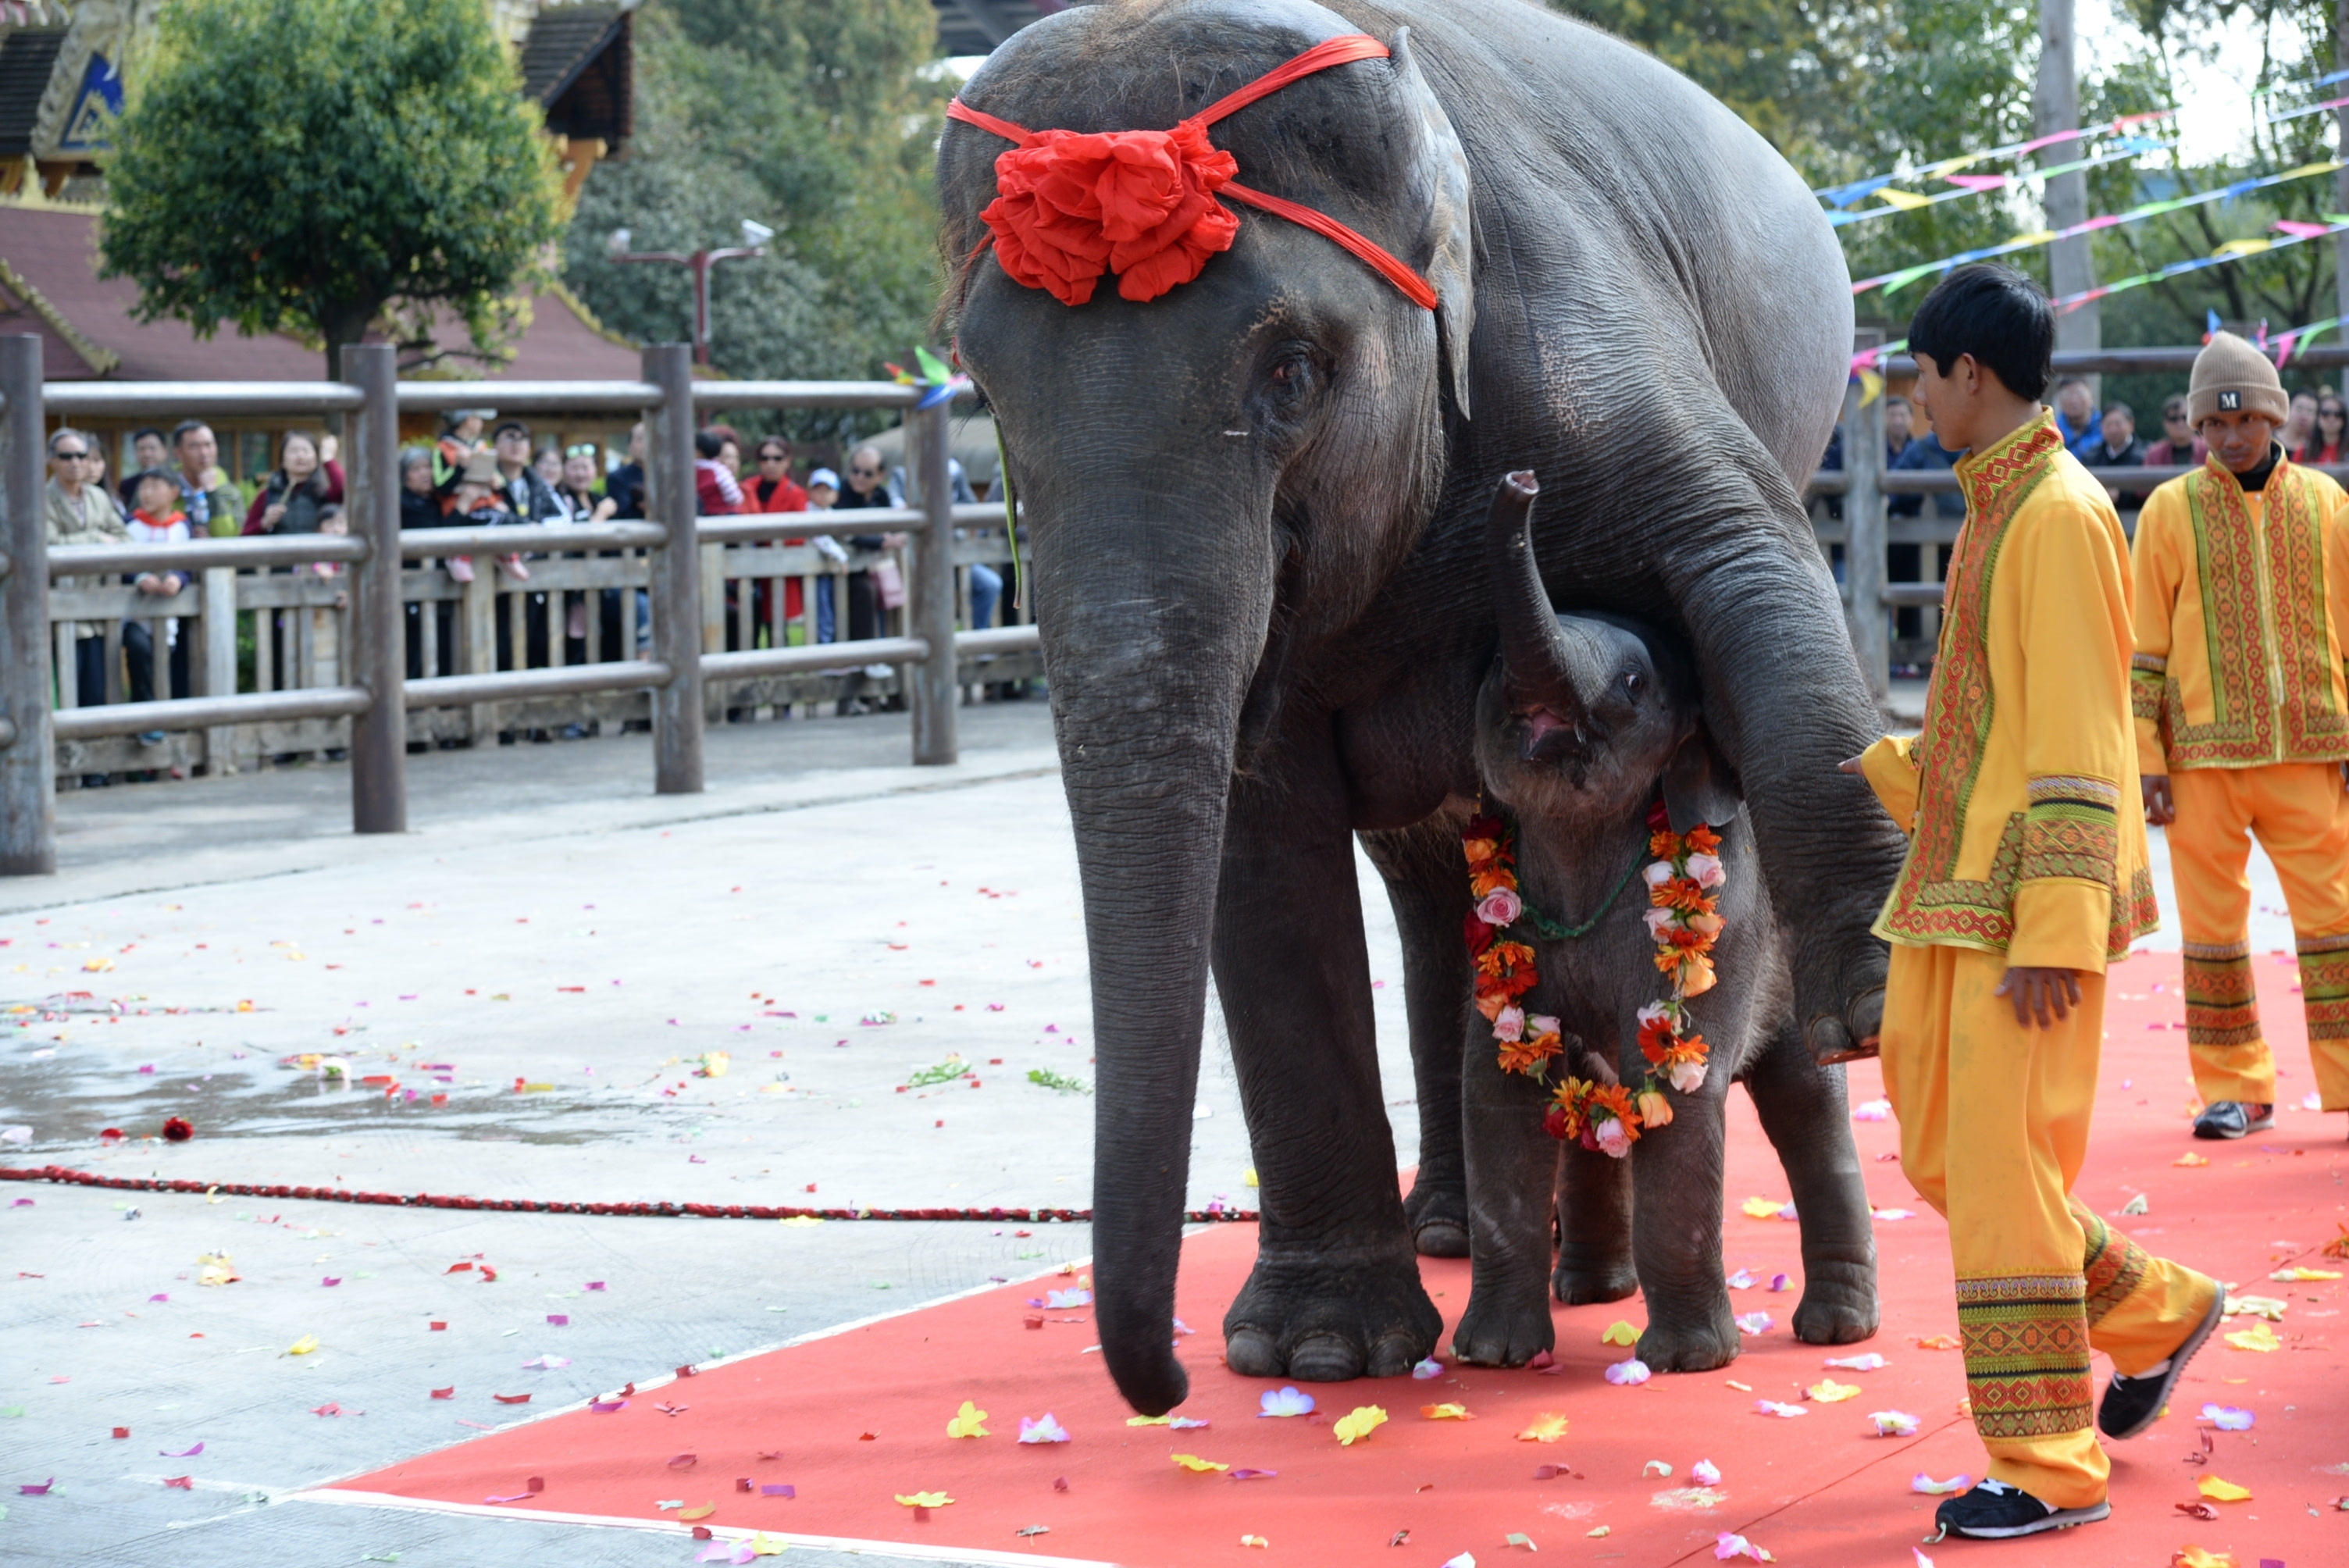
[1420,1403,1473,1420]
[2199,1404,2254,1431]
[1601,1320,1640,1346]
[1691,1459,1721,1484]
[1715,1531,1774,1560]
[1411,1357,1445,1380]
[1806,1380,1862,1403]
[2196,1476,2251,1502]
[2223,1324,2280,1352]
[893,1491,951,1508]
[1607,1359,1652,1386]
[1171,1454,1229,1472]
[1852,1098,1891,1121]
[945,1400,989,1438]
[1734,1313,1773,1335]
[1911,1474,1970,1495]
[1870,1409,1919,1436]
[1257,1386,1315,1418]
[1824,1354,1886,1370]
[1754,1401,1806,1418]
[1018,1413,1070,1445]
[1740,1197,1783,1218]
[1516,1413,1570,1443]
[1332,1406,1388,1446]
[1644,1459,1674,1477]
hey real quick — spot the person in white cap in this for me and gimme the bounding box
[2132,330,2349,1141]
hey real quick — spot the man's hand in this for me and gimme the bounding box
[1837,754,1865,775]
[2141,773,2175,825]
[1994,966,2083,1027]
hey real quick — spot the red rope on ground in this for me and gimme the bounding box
[0,1164,1257,1223]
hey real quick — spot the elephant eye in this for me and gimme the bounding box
[1622,669,1643,696]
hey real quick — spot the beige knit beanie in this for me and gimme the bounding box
[2189,330,2289,426]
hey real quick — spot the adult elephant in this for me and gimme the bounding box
[939,0,1905,1415]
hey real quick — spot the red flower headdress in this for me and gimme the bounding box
[947,35,1439,309]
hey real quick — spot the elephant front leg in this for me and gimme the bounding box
[1452,1038,1561,1367]
[1214,743,1442,1383]
[1360,818,1475,1257]
[1743,1025,1880,1345]
[1627,1089,1740,1370]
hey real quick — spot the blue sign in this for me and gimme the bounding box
[58,52,124,152]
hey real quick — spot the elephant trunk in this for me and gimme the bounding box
[1031,462,1278,1416]
[1484,471,1607,736]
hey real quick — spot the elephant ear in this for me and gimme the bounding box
[1663,722,1741,835]
[1390,27,1474,419]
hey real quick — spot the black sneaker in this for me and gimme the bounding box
[2098,1284,2225,1439]
[2192,1100,2274,1139]
[1933,1478,2110,1539]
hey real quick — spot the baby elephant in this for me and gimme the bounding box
[1449,471,1880,1374]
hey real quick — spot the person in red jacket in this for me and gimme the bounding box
[745,436,809,646]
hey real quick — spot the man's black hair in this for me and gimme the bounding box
[131,426,165,445]
[170,419,211,446]
[2105,401,2134,423]
[493,419,531,441]
[1907,263,2052,403]
[694,429,725,460]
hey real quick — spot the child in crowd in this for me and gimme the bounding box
[803,467,846,645]
[433,408,492,505]
[444,451,524,584]
[124,468,193,730]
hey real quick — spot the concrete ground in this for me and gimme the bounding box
[1,696,2295,1567]
[2,702,1417,1567]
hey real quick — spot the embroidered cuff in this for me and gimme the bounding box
[2019,778,2120,887]
[2129,660,2165,724]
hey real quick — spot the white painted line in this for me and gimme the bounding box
[287,1486,1121,1567]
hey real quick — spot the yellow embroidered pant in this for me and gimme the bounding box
[1880,943,2219,1509]
[2166,761,2349,1108]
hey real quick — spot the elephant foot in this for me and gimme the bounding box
[1404,1171,1471,1258]
[1637,1310,1741,1372]
[1223,1244,1442,1382]
[1551,1256,1638,1306]
[1451,1279,1555,1367]
[1792,1276,1881,1345]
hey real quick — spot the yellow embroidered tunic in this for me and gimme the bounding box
[2130,453,2349,772]
[1860,412,2158,972]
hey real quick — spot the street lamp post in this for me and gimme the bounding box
[607,221,774,366]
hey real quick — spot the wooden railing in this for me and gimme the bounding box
[0,338,1037,875]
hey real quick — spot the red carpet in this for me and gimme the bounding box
[323,953,2347,1566]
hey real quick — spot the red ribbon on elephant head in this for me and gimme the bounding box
[946,34,1439,310]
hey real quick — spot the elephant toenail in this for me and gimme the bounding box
[1287,1333,1366,1382]
[1224,1328,1281,1378]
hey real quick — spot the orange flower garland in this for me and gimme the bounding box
[1464,801,1720,1160]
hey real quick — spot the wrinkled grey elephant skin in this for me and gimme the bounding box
[1451,472,1879,1373]
[938,0,1905,1414]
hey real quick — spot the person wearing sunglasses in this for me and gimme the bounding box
[2142,393,2206,469]
[45,428,132,710]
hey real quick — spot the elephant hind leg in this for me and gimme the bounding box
[1360,818,1474,1257]
[1552,1108,1637,1306]
[1743,1019,1880,1345]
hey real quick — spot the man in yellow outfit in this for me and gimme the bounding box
[1850,265,2222,1539]
[2131,331,2349,1139]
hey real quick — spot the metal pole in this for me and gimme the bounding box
[908,403,960,766]
[2337,0,2349,326]
[1844,330,1890,706]
[0,333,55,875]
[344,342,405,833]
[692,253,712,367]
[2036,0,2100,388]
[646,343,704,793]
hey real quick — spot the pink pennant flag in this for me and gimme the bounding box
[2276,332,2303,367]
[1942,173,2009,193]
[2273,219,2333,239]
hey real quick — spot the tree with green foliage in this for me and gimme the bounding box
[560,0,948,440]
[99,0,561,382]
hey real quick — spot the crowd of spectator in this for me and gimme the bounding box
[40,406,1020,769]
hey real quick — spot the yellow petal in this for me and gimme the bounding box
[2197,1475,2251,1502]
[1588,1525,1613,1538]
[1126,1414,1173,1426]
[1171,1453,1230,1472]
[286,1335,318,1356]
[2173,1152,2210,1167]
[1602,1320,1640,1346]
[1332,1406,1389,1446]
[1806,1380,1862,1403]
[779,1215,824,1227]
[1516,1412,1570,1443]
[945,1399,990,1438]
[2222,1324,2279,1352]
[1242,1167,1259,1188]
[1419,1402,1472,1420]
[893,1491,952,1507]
[1741,1197,1783,1219]
[2272,1266,2341,1281]
[750,1534,787,1557]
[678,1503,715,1521]
[2173,1548,2237,1568]
[1240,1536,1268,1548]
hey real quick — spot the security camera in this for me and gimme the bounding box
[607,228,632,255]
[740,219,775,247]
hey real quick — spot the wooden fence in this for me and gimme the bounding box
[0,338,1037,875]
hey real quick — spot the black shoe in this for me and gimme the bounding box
[2098,1284,2225,1439]
[2192,1100,2275,1139]
[1933,1478,2110,1539]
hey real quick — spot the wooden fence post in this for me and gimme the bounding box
[908,402,960,766]
[646,344,704,793]
[0,333,55,874]
[1843,330,1890,706]
[344,343,406,833]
